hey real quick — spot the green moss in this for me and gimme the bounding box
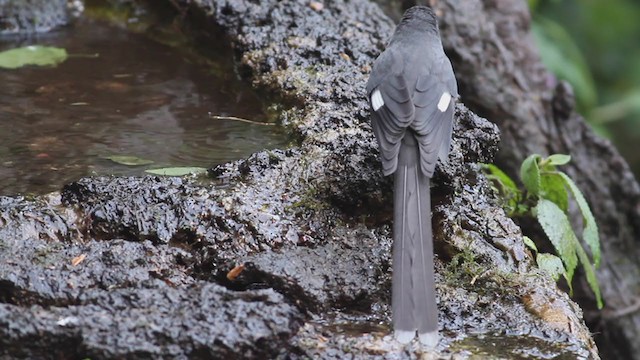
[290,185,329,213]
[32,242,64,267]
[304,65,319,77]
[444,245,483,284]
[266,151,280,163]
[443,236,526,299]
[450,333,576,359]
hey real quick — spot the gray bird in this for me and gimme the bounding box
[365,6,457,346]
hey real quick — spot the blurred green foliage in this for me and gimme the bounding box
[530,0,640,173]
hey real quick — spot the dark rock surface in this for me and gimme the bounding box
[0,283,300,359]
[0,0,83,35]
[0,0,601,358]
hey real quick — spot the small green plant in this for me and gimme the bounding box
[483,154,603,309]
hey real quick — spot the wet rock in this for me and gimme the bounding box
[0,0,601,358]
[0,197,302,359]
[0,0,83,35]
[0,236,194,307]
[227,226,394,313]
[0,283,302,359]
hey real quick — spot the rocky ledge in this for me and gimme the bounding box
[0,0,599,358]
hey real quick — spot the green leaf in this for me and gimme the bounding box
[540,173,569,212]
[104,155,154,166]
[536,253,565,281]
[531,17,597,111]
[534,199,578,287]
[482,163,519,194]
[0,46,68,69]
[520,154,542,196]
[546,154,571,166]
[559,172,601,267]
[482,163,523,213]
[145,167,207,176]
[523,236,538,253]
[591,90,640,124]
[575,243,604,309]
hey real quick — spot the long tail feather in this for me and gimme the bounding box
[392,134,438,346]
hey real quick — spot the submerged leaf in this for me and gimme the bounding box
[145,167,207,176]
[104,155,154,166]
[559,172,601,267]
[0,46,68,69]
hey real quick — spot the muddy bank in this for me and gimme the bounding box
[0,0,598,358]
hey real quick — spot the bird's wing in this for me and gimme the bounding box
[366,51,415,176]
[411,57,456,177]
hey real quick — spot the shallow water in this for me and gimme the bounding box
[0,16,287,195]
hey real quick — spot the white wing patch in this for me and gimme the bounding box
[371,89,384,111]
[437,92,452,112]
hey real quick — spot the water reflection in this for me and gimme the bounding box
[0,17,287,195]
